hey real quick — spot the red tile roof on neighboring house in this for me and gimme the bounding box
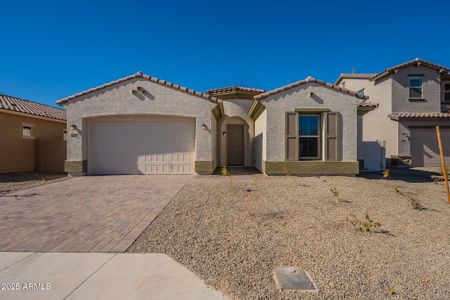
[254,76,369,101]
[389,112,450,120]
[334,73,375,84]
[371,58,449,81]
[207,86,265,94]
[57,72,218,105]
[358,100,378,108]
[0,94,66,121]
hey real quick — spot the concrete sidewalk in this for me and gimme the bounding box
[0,252,227,300]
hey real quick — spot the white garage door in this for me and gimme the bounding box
[411,128,450,167]
[88,117,195,174]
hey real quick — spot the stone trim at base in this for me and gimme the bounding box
[263,161,359,176]
[65,160,87,174]
[195,161,214,175]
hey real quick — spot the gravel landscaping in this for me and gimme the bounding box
[0,172,68,196]
[129,171,450,299]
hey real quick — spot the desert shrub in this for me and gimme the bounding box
[348,213,381,233]
[220,165,231,176]
[393,186,425,211]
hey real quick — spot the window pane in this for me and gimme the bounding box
[445,92,450,102]
[299,137,319,158]
[409,77,422,87]
[299,115,319,135]
[445,83,450,91]
[410,87,422,98]
[23,126,32,137]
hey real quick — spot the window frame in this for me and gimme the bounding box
[22,123,35,139]
[298,114,321,160]
[444,82,450,103]
[409,75,424,99]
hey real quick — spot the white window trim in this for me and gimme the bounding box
[22,123,35,139]
[298,114,321,160]
[409,75,423,99]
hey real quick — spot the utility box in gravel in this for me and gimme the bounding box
[273,267,318,291]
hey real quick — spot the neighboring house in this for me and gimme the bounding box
[57,72,375,176]
[336,58,450,169]
[0,94,67,173]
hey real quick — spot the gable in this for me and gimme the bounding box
[57,72,218,105]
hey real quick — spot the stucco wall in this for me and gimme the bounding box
[392,66,442,113]
[262,83,360,162]
[0,111,66,173]
[254,109,267,171]
[340,77,398,157]
[63,77,216,166]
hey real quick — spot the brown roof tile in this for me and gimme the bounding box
[389,112,450,120]
[371,58,449,81]
[0,94,66,121]
[253,76,369,100]
[57,72,218,105]
[358,100,378,108]
[207,86,265,94]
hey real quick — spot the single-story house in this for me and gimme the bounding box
[57,72,376,176]
[0,94,67,173]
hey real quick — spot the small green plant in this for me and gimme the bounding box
[282,166,292,176]
[387,287,396,296]
[220,165,231,176]
[382,169,390,179]
[330,187,339,199]
[438,167,450,177]
[393,186,425,211]
[348,213,381,233]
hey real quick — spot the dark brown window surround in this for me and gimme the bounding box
[285,111,340,161]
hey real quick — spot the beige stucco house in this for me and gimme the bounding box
[57,72,375,176]
[336,58,450,169]
[0,94,67,173]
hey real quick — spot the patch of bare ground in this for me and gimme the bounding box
[129,174,450,299]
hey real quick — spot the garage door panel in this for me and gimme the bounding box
[89,118,195,175]
[411,128,450,167]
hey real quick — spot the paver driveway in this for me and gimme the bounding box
[0,175,191,252]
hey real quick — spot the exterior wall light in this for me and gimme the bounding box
[222,131,227,136]
[70,124,77,131]
[309,92,315,97]
[201,124,207,130]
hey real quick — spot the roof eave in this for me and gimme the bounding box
[57,72,218,105]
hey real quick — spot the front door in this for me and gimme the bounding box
[227,124,244,166]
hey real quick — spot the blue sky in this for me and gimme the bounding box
[1,0,449,107]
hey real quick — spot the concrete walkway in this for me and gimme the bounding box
[0,252,227,300]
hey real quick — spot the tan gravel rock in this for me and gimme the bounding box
[129,173,450,299]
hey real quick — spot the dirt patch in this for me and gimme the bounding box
[128,174,450,299]
[0,172,69,196]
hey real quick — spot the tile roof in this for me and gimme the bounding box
[207,86,265,94]
[253,76,369,100]
[57,72,218,105]
[389,112,450,120]
[358,100,378,108]
[335,73,375,84]
[0,94,66,121]
[371,58,449,81]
